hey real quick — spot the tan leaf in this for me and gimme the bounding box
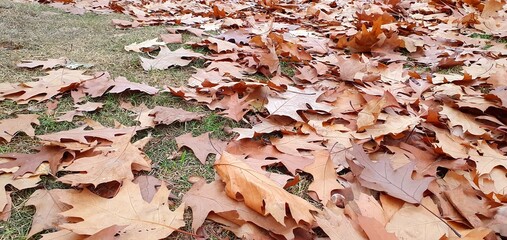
[271,134,326,156]
[468,140,507,174]
[350,143,434,204]
[357,215,398,240]
[440,105,486,136]
[160,33,182,44]
[26,189,77,237]
[59,181,185,239]
[40,229,84,240]
[386,197,452,239]
[1,69,91,103]
[74,102,103,112]
[150,106,204,125]
[185,180,304,239]
[80,73,158,97]
[314,201,367,240]
[17,57,68,70]
[352,115,420,140]
[140,46,203,70]
[37,126,140,144]
[175,132,227,164]
[265,87,332,122]
[206,37,238,53]
[133,175,162,203]
[0,114,39,143]
[0,146,68,177]
[226,139,313,175]
[215,152,318,225]
[124,38,165,52]
[58,135,151,186]
[303,150,343,202]
[356,95,386,131]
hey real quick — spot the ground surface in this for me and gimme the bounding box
[1,0,507,240]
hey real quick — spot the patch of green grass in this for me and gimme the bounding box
[436,65,463,74]
[280,61,295,77]
[35,114,76,135]
[186,113,238,139]
[84,94,137,127]
[470,33,493,40]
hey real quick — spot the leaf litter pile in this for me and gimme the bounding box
[3,0,507,239]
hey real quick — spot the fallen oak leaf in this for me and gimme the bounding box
[350,143,433,204]
[58,134,151,186]
[80,73,158,98]
[214,152,319,225]
[303,150,344,203]
[58,180,186,239]
[140,46,203,70]
[124,38,165,52]
[150,106,204,125]
[133,175,162,202]
[1,69,92,103]
[160,33,182,44]
[0,146,68,177]
[37,126,141,144]
[17,57,68,70]
[175,132,227,164]
[314,201,368,240]
[0,114,39,143]
[385,197,453,239]
[183,180,304,239]
[26,189,77,237]
[265,86,332,122]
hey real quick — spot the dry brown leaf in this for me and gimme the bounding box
[1,69,91,103]
[385,197,452,239]
[37,126,139,144]
[0,146,68,177]
[17,57,68,70]
[26,189,77,237]
[265,87,332,122]
[133,175,162,203]
[440,105,486,136]
[352,114,420,140]
[150,106,204,125]
[58,180,185,239]
[303,150,344,202]
[58,135,151,186]
[124,38,165,52]
[351,143,434,204]
[314,201,368,240]
[468,140,507,174]
[356,95,386,131]
[357,215,398,240]
[0,114,39,143]
[175,132,227,164]
[80,73,158,97]
[184,180,303,239]
[140,46,203,70]
[160,33,183,44]
[215,152,319,225]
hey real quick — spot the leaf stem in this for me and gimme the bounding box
[419,203,461,238]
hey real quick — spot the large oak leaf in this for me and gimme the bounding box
[351,144,434,204]
[58,180,185,239]
[58,135,151,186]
[214,152,318,225]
